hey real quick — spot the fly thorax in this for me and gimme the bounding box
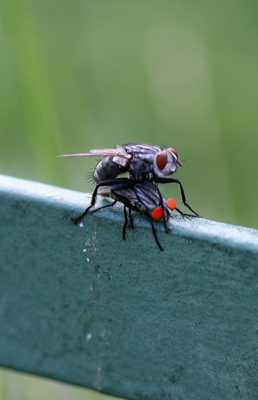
[129,158,152,181]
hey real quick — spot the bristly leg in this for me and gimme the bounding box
[122,206,128,240]
[128,208,134,229]
[72,178,130,225]
[175,207,197,218]
[150,219,164,251]
[90,200,117,215]
[155,177,200,217]
[72,204,92,225]
[154,184,170,233]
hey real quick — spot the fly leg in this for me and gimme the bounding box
[155,177,200,217]
[72,178,130,225]
[122,206,128,240]
[128,208,134,229]
[175,207,195,219]
[90,200,117,214]
[155,184,170,233]
[149,219,164,251]
[109,181,138,239]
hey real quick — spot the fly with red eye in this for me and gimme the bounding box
[80,180,180,251]
[59,143,199,221]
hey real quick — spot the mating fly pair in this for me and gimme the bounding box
[83,180,178,251]
[61,144,199,250]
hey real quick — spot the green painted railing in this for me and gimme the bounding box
[1,174,258,400]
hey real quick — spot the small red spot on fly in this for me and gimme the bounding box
[166,198,177,211]
[150,207,164,221]
[156,151,168,170]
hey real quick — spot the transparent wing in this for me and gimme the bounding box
[123,144,161,156]
[58,148,131,160]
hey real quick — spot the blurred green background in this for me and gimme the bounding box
[1,0,258,399]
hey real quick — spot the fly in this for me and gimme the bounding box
[85,180,180,251]
[60,144,181,181]
[60,143,199,218]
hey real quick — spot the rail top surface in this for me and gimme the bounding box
[0,174,258,400]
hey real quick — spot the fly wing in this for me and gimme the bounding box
[123,144,161,157]
[134,182,161,211]
[114,182,161,213]
[58,147,131,160]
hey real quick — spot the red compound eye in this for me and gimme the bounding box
[156,151,168,170]
[166,198,177,211]
[150,207,164,221]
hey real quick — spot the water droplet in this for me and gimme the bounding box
[79,221,84,228]
[86,332,92,341]
[83,248,87,253]
[86,257,90,263]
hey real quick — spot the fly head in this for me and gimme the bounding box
[153,148,182,178]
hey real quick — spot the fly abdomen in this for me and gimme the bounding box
[94,156,128,183]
